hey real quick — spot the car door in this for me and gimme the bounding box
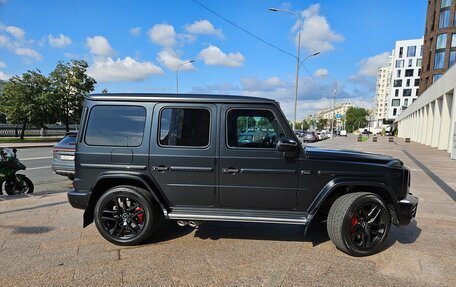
[218,104,300,210]
[149,103,217,207]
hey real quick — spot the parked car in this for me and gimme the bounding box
[52,132,76,180]
[303,132,317,143]
[340,130,347,137]
[362,129,373,135]
[68,93,418,257]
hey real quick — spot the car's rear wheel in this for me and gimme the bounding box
[94,185,159,245]
[327,192,391,256]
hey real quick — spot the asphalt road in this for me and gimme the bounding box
[16,147,69,187]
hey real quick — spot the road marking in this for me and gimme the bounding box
[27,166,51,170]
[21,156,53,161]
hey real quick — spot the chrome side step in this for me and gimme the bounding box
[168,208,310,225]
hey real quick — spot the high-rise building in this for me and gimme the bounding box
[420,0,456,94]
[387,38,423,120]
[374,56,392,125]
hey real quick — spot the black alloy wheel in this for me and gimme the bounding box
[94,186,157,245]
[327,192,391,256]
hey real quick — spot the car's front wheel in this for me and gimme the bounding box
[94,185,159,245]
[327,192,391,256]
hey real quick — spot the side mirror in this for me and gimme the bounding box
[277,138,299,157]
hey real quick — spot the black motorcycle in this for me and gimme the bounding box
[0,148,34,195]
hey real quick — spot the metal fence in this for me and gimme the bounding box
[0,124,79,137]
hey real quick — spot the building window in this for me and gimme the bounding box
[396,69,401,77]
[407,46,416,57]
[418,68,421,76]
[441,0,452,8]
[436,34,447,49]
[392,99,400,107]
[403,89,412,97]
[416,58,422,67]
[450,51,456,67]
[395,89,399,97]
[395,59,404,68]
[405,69,414,77]
[414,78,420,86]
[404,99,409,106]
[408,59,413,67]
[439,10,451,29]
[420,45,423,57]
[393,108,397,116]
[406,79,410,87]
[452,33,456,47]
[416,89,419,96]
[393,80,402,87]
[399,47,403,58]
[434,51,446,69]
[433,74,443,83]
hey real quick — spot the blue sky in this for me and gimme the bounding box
[0,0,427,119]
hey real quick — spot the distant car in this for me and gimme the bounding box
[303,132,317,143]
[362,129,372,135]
[52,132,76,180]
[295,130,304,137]
[340,130,347,137]
[316,132,324,141]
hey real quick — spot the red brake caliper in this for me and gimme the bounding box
[351,215,358,234]
[135,207,144,224]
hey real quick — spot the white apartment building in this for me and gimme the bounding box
[316,102,353,128]
[374,56,392,126]
[387,38,423,120]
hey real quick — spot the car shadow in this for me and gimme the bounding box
[384,219,421,248]
[146,220,194,244]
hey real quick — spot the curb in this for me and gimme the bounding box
[0,143,58,149]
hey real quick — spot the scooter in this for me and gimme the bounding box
[0,148,34,195]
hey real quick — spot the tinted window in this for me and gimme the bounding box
[85,106,146,147]
[227,109,284,149]
[159,108,210,147]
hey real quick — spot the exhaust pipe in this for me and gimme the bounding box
[188,221,202,228]
[176,220,188,227]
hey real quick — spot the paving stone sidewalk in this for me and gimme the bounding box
[0,135,455,286]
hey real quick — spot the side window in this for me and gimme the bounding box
[227,109,284,149]
[159,108,210,147]
[85,106,146,147]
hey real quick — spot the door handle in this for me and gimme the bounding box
[152,166,169,172]
[222,168,240,174]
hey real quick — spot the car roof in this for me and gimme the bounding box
[86,93,277,104]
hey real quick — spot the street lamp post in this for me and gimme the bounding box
[176,59,195,94]
[320,74,337,139]
[269,8,319,131]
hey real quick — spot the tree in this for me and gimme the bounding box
[302,120,310,131]
[0,70,51,139]
[317,118,328,130]
[345,107,369,133]
[0,80,7,123]
[294,121,302,130]
[101,88,108,94]
[49,60,96,131]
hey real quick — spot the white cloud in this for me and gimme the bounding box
[357,52,390,77]
[156,48,195,71]
[130,27,141,36]
[0,60,5,68]
[296,4,343,53]
[5,25,25,39]
[241,76,285,92]
[185,20,223,37]
[148,24,176,47]
[198,45,244,67]
[0,71,11,81]
[87,56,163,82]
[48,33,72,48]
[14,47,42,60]
[314,68,328,77]
[86,35,115,56]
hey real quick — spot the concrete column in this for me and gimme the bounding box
[421,106,429,144]
[448,90,456,154]
[417,108,423,143]
[439,92,453,151]
[431,98,442,148]
[413,112,418,141]
[425,101,435,146]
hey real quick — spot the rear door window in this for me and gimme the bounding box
[159,108,210,147]
[85,105,146,147]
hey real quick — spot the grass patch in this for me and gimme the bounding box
[0,137,62,143]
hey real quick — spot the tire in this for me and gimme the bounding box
[94,185,159,246]
[4,175,33,195]
[327,192,391,257]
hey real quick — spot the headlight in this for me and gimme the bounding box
[387,160,403,168]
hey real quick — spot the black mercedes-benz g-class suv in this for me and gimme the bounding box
[68,93,418,256]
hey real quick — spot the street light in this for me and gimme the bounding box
[176,59,195,94]
[320,74,338,139]
[269,7,320,131]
